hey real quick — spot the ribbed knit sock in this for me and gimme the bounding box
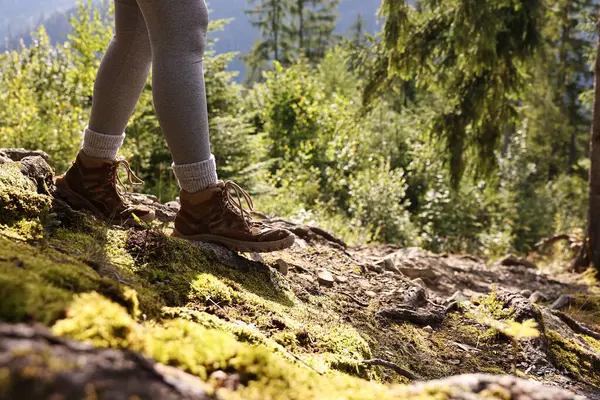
[81,127,124,160]
[172,154,219,193]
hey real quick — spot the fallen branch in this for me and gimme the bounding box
[376,308,445,326]
[339,291,370,307]
[361,359,420,381]
[535,233,571,250]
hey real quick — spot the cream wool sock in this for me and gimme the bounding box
[82,127,124,160]
[172,154,218,193]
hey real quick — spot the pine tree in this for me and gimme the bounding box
[290,0,339,62]
[244,0,294,80]
[349,13,366,46]
[373,0,543,185]
[244,0,339,79]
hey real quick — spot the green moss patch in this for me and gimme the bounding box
[53,293,398,400]
[0,237,137,324]
[546,330,600,386]
[0,163,51,221]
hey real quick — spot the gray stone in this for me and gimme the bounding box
[0,148,50,162]
[529,291,548,304]
[376,257,399,273]
[498,254,537,269]
[551,294,575,310]
[520,289,533,298]
[367,263,383,273]
[317,269,335,288]
[412,278,427,289]
[276,259,289,276]
[448,291,469,304]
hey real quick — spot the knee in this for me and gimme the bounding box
[153,0,209,59]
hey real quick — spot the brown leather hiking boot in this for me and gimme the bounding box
[55,151,155,225]
[173,181,295,252]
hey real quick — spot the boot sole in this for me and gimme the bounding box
[172,229,295,253]
[55,177,155,225]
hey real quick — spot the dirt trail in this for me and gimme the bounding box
[1,148,600,400]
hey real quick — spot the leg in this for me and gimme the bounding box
[57,0,155,224]
[136,0,216,192]
[84,0,152,159]
[135,0,293,251]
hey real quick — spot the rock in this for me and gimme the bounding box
[376,257,399,273]
[357,278,372,289]
[529,291,548,304]
[19,155,55,194]
[316,269,335,288]
[448,291,469,304]
[0,323,210,400]
[367,263,383,273]
[164,201,181,210]
[209,370,240,391]
[551,294,575,310]
[365,291,377,298]
[520,289,533,298]
[124,193,177,223]
[293,238,308,249]
[412,278,427,289]
[498,254,537,269]
[403,285,428,308]
[404,374,585,399]
[297,273,315,283]
[248,253,265,263]
[398,266,438,283]
[276,259,289,276]
[335,275,348,283]
[130,193,155,205]
[377,308,445,326]
[0,148,50,162]
[423,325,434,333]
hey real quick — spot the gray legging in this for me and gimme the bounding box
[89,0,212,165]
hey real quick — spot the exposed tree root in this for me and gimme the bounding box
[552,310,600,341]
[361,359,420,381]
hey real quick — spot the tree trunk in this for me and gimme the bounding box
[586,18,600,275]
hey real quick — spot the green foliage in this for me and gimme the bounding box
[348,159,415,244]
[377,0,543,184]
[1,0,596,254]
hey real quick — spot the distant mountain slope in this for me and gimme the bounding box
[1,0,382,76]
[0,0,75,42]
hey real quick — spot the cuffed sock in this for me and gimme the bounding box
[172,155,218,193]
[82,127,125,160]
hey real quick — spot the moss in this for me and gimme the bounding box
[52,294,400,400]
[0,163,52,226]
[53,292,144,349]
[189,274,240,306]
[582,334,600,353]
[546,329,600,386]
[0,237,138,324]
[471,289,514,321]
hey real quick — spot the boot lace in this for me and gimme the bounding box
[221,180,255,231]
[106,158,145,197]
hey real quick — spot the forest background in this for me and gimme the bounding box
[0,0,597,261]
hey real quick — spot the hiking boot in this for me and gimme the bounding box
[173,181,295,252]
[55,151,155,225]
